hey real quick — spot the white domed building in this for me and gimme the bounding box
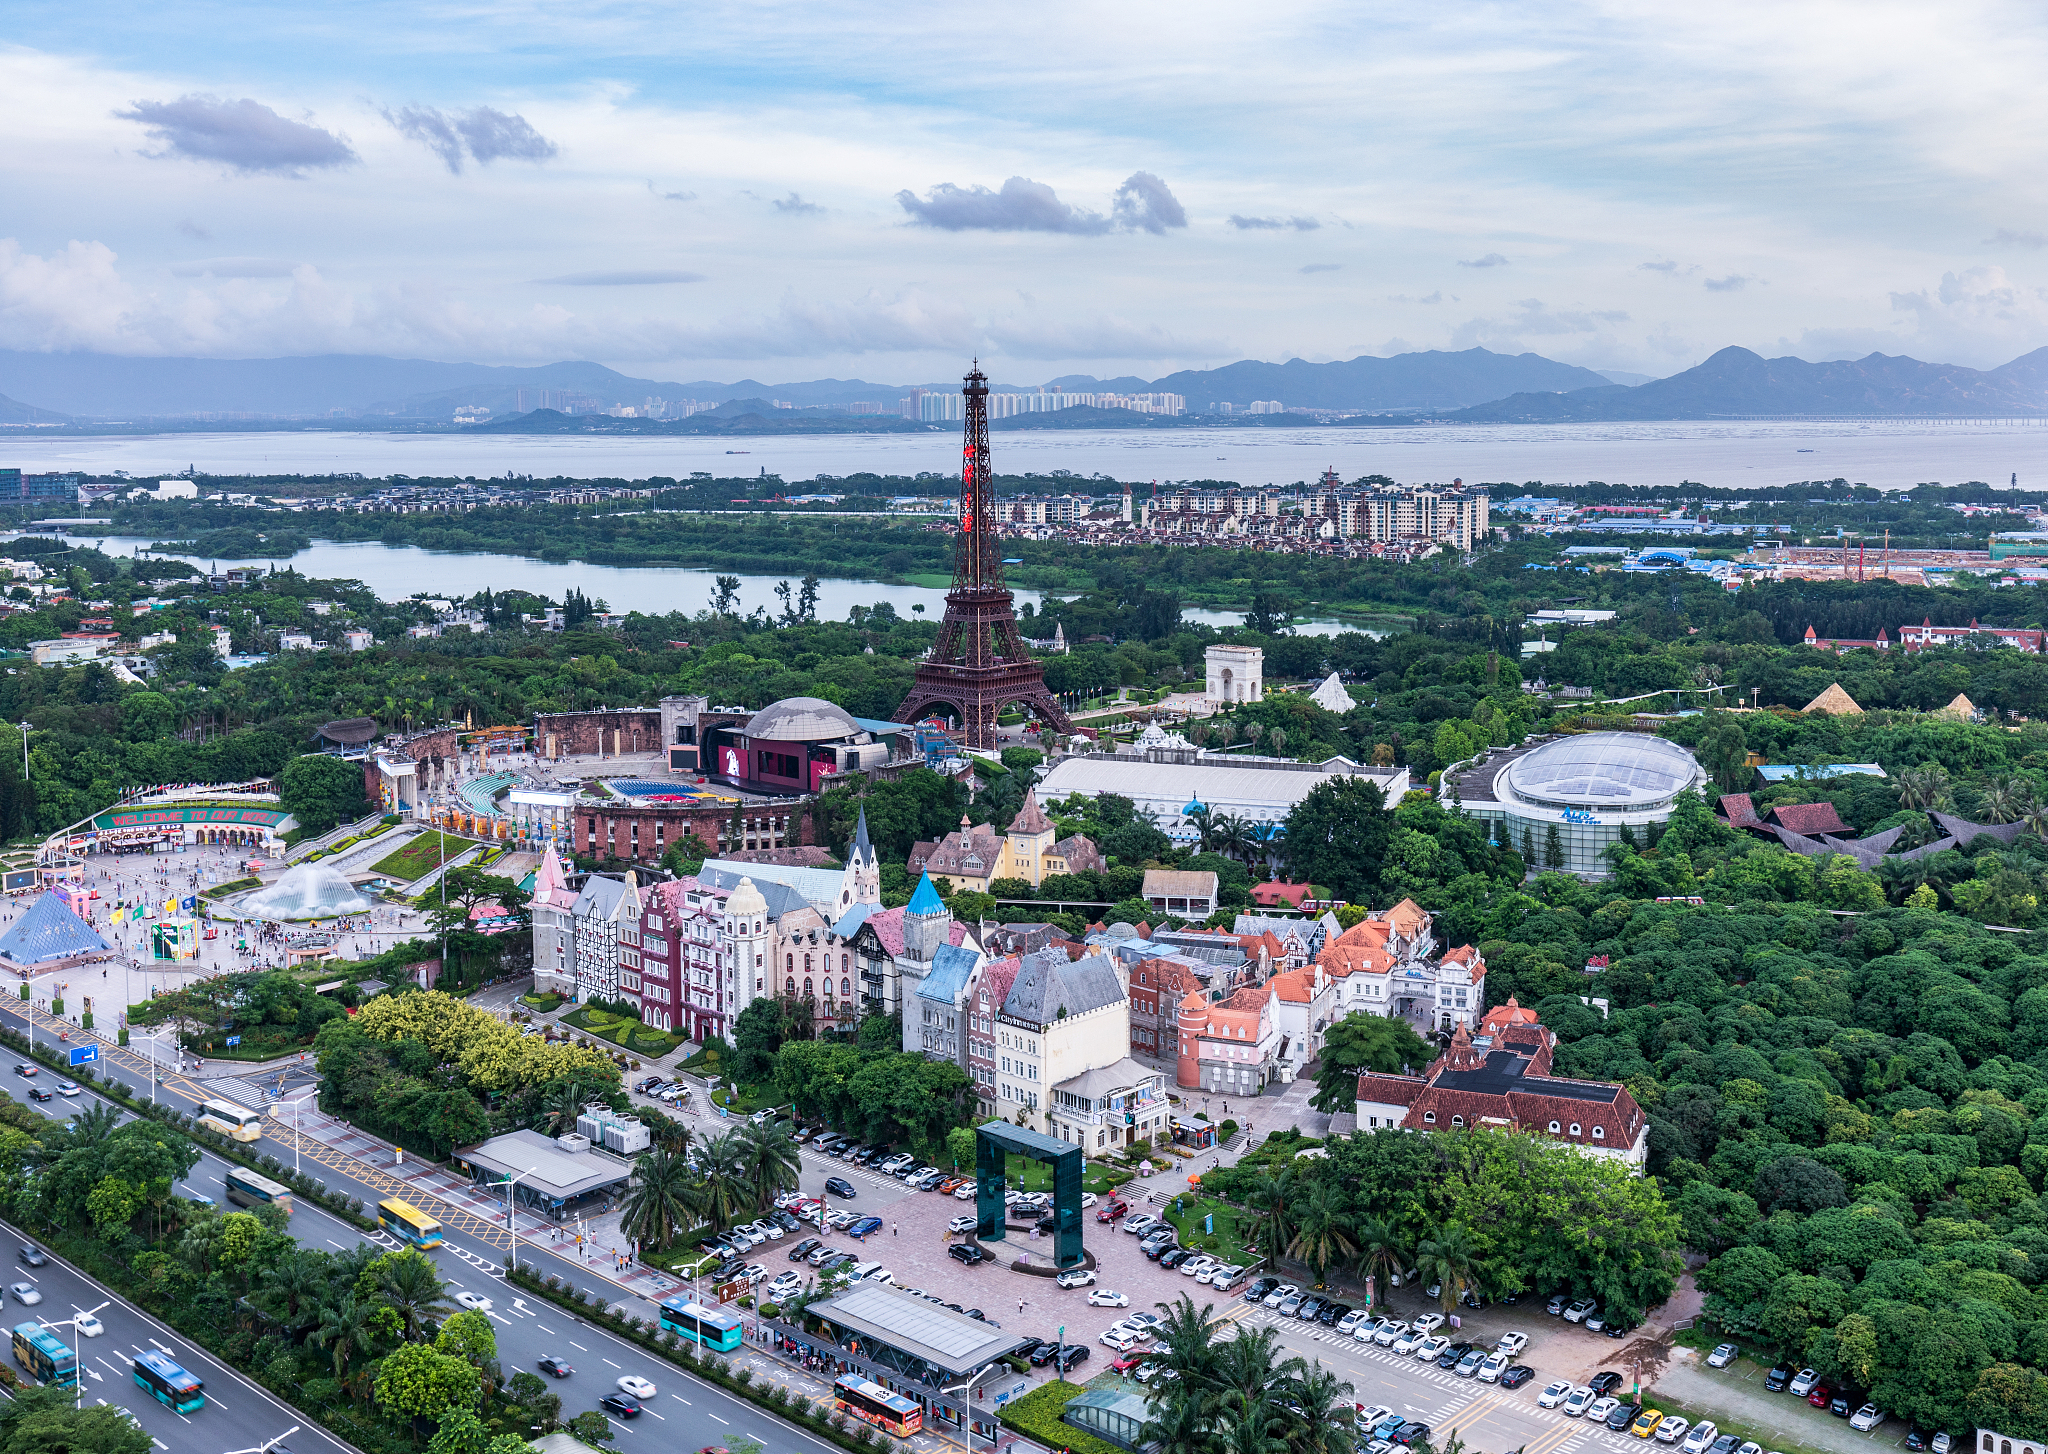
[1443,732,1708,876]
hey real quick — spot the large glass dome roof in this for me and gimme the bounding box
[1504,732,1702,809]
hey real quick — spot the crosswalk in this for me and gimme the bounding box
[1232,1306,1651,1454]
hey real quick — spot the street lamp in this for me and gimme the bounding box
[16,722,27,780]
[482,1165,542,1272]
[41,1299,107,1408]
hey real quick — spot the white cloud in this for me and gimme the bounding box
[1458,253,1510,268]
[896,172,1185,235]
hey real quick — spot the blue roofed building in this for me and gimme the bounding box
[0,890,113,975]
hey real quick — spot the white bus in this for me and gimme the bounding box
[194,1100,262,1142]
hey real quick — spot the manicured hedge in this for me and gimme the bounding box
[996,1380,1124,1454]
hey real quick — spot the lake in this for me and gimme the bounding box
[16,416,2048,491]
[61,536,1373,637]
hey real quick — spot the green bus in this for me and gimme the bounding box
[12,1324,75,1387]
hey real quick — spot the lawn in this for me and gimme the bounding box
[1161,1195,1253,1266]
[999,1154,1133,1195]
[368,831,474,882]
[561,1005,685,1057]
[519,991,564,1012]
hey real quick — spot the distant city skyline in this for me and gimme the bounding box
[5,2,2048,379]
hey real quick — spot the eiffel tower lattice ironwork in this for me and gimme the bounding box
[894,362,1075,750]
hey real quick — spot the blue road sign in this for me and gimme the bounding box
[226,1035,241,1047]
[67,1044,97,1068]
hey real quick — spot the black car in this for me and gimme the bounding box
[824,1177,857,1198]
[1244,1277,1278,1303]
[1764,1365,1791,1392]
[964,1309,988,1322]
[1708,1436,1740,1454]
[1027,1341,1061,1367]
[1160,1247,1193,1269]
[789,1237,822,1260]
[10,1065,32,1079]
[26,1088,48,1103]
[599,1394,640,1418]
[1143,1240,1174,1261]
[710,1259,746,1282]
[1589,1371,1623,1397]
[1435,1341,1473,1370]
[1606,1403,1641,1433]
[1391,1422,1431,1447]
[1012,1337,1046,1361]
[538,1356,572,1378]
[1604,1319,1634,1338]
[948,1243,988,1265]
[698,1236,734,1256]
[769,1209,801,1230]
[1499,1366,1535,1390]
[1905,1432,1930,1451]
[1830,1393,1857,1418]
[1054,1346,1089,1373]
[16,1248,43,1269]
[1318,1302,1349,1326]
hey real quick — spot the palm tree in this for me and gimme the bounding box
[1242,1172,1299,1261]
[1214,1324,1301,1413]
[1286,1183,1358,1286]
[1895,763,1955,812]
[377,1247,453,1341]
[1217,1401,1289,1454]
[311,1291,387,1386]
[63,1103,121,1150]
[535,1080,591,1137]
[620,1147,695,1252]
[1140,1383,1215,1454]
[1351,1216,1409,1308]
[1983,777,2023,824]
[1413,1224,1481,1315]
[733,1118,801,1210]
[1287,1364,1359,1454]
[2025,791,2048,841]
[1149,1293,1223,1391]
[252,1249,330,1333]
[688,1131,752,1234]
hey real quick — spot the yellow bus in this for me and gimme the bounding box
[194,1100,263,1142]
[377,1198,443,1248]
[224,1166,293,1216]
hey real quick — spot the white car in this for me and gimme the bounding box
[1655,1416,1689,1444]
[1372,1319,1409,1346]
[1536,1380,1575,1410]
[73,1313,102,1338]
[1410,1312,1446,1334]
[1087,1289,1130,1308]
[1111,1319,1156,1343]
[953,1184,975,1200]
[1124,1214,1160,1236]
[948,1216,977,1233]
[1414,1335,1450,1361]
[1100,1329,1138,1352]
[1706,1342,1738,1368]
[1055,1269,1096,1289]
[1934,1436,1954,1454]
[1849,1406,1884,1433]
[1564,1298,1597,1323]
[616,1375,656,1399]
[1355,1405,1394,1431]
[1079,1192,1096,1207]
[1337,1310,1370,1335]
[1476,1353,1508,1383]
[1495,1330,1528,1356]
[1262,1283,1299,1310]
[1788,1368,1819,1397]
[54,1081,78,1097]
[1587,1397,1619,1424]
[739,1263,769,1284]
[1390,1329,1429,1355]
[1180,1256,1215,1279]
[1563,1386,1595,1417]
[1679,1421,1719,1454]
[452,1291,493,1313]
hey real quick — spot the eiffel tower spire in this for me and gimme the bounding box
[894,362,1074,750]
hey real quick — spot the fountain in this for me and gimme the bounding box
[237,860,372,920]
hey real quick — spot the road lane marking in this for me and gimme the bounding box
[604,1359,620,1368]
[709,1415,728,1425]
[672,1396,690,1406]
[570,1341,587,1350]
[537,1324,555,1333]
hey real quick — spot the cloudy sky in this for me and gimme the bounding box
[7,0,2048,383]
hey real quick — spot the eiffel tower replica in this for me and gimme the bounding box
[894,362,1075,750]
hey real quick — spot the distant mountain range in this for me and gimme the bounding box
[8,343,2048,430]
[1450,345,2048,421]
[0,346,1625,423]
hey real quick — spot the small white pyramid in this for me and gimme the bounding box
[1309,672,1354,712]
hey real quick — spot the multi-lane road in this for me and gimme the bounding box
[0,1001,894,1454]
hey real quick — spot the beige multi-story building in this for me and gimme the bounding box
[992,947,1131,1137]
[907,793,1104,894]
[1320,479,1492,552]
